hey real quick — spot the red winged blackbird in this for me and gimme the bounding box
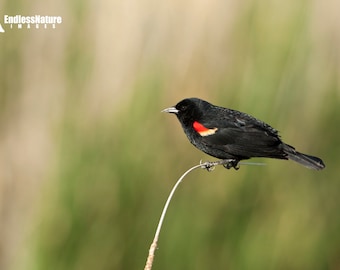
[162,98,325,170]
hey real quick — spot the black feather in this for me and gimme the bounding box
[163,98,325,170]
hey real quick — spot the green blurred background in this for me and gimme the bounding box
[1,0,339,269]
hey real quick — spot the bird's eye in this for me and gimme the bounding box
[179,103,189,111]
[179,105,187,111]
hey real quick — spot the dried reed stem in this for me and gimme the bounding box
[144,160,237,270]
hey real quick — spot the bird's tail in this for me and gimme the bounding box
[283,144,325,170]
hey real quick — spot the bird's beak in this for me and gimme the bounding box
[161,106,179,114]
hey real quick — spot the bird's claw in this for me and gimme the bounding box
[222,159,240,170]
[200,159,240,171]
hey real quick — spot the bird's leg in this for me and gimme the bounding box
[200,159,240,171]
[221,159,240,170]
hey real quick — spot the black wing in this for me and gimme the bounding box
[200,112,286,159]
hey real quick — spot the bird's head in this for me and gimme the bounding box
[162,98,209,126]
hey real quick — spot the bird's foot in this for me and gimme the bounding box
[200,159,240,171]
[221,159,240,170]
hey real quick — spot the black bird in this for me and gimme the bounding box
[162,98,325,170]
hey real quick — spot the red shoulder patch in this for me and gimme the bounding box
[193,121,218,136]
[193,121,209,132]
